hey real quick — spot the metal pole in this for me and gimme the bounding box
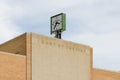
[55,31,61,39]
[58,31,61,39]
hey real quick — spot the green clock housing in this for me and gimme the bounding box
[50,13,66,34]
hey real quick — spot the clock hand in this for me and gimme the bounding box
[54,23,57,29]
[54,21,60,29]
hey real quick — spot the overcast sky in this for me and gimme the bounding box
[0,0,120,71]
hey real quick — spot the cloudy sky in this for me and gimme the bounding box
[0,0,120,71]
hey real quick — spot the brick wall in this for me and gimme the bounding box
[0,33,31,80]
[1,33,120,80]
[0,51,26,80]
[93,68,120,80]
[0,33,26,55]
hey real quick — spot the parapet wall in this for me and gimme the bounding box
[0,51,26,80]
[0,33,27,55]
[93,68,120,80]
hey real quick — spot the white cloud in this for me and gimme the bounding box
[0,1,23,43]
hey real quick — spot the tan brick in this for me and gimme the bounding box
[0,51,26,80]
[93,68,120,80]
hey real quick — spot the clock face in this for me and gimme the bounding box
[51,15,62,32]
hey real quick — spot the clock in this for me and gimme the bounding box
[50,13,66,34]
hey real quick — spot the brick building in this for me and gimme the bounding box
[0,33,120,80]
